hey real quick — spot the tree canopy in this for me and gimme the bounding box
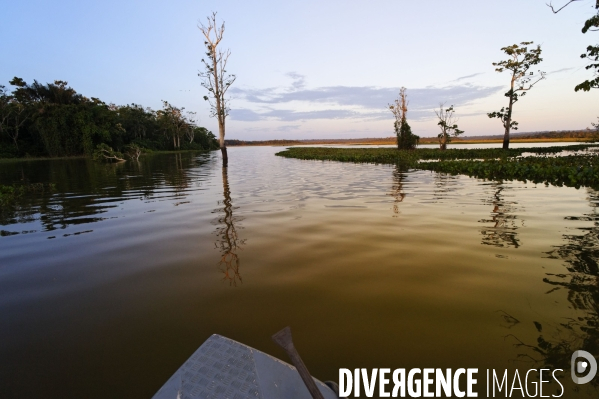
[488,42,545,149]
[0,78,218,158]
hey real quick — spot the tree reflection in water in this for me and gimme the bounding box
[0,153,203,234]
[213,166,245,286]
[479,183,522,248]
[431,171,463,205]
[389,165,406,216]
[508,189,599,392]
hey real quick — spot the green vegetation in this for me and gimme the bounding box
[419,156,599,189]
[487,42,545,149]
[276,145,599,189]
[389,87,419,150]
[574,7,599,92]
[549,2,598,129]
[0,78,219,159]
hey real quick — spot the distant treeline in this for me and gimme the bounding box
[454,130,599,141]
[499,130,598,140]
[228,129,599,147]
[0,78,219,158]
[226,139,303,146]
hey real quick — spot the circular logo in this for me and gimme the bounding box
[571,350,597,385]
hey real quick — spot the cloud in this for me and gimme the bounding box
[229,108,264,122]
[286,72,306,90]
[548,67,575,74]
[229,78,503,122]
[454,72,485,81]
[276,124,301,132]
[231,108,367,122]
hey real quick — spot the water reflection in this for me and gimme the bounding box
[0,153,211,235]
[479,183,522,248]
[213,167,245,285]
[432,172,459,202]
[508,189,599,392]
[389,165,406,216]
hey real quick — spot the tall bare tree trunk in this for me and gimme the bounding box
[440,137,447,151]
[213,47,228,167]
[219,126,227,167]
[199,13,235,167]
[218,119,227,167]
[503,74,517,150]
[221,146,228,167]
[502,120,511,149]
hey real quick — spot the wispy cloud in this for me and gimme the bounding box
[276,124,301,132]
[286,72,306,90]
[230,108,367,122]
[548,67,575,74]
[230,74,503,122]
[454,72,485,81]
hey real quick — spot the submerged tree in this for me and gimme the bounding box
[487,42,545,149]
[198,12,236,167]
[434,104,464,150]
[389,87,419,150]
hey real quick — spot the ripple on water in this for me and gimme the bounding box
[1,147,598,398]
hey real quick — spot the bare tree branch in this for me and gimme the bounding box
[547,0,583,14]
[198,12,236,166]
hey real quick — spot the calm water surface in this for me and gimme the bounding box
[1,146,598,397]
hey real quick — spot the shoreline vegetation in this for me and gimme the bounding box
[0,78,220,160]
[276,145,599,189]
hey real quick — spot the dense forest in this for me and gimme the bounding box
[0,77,219,159]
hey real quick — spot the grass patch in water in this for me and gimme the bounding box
[275,145,599,188]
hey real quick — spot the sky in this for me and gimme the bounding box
[1,0,598,140]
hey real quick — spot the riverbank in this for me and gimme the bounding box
[0,149,214,163]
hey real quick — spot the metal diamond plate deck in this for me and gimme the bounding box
[153,334,337,399]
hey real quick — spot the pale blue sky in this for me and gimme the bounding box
[2,0,598,139]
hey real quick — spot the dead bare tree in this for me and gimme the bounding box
[5,102,29,150]
[198,12,236,167]
[93,144,126,163]
[125,144,142,161]
[389,87,418,149]
[185,111,197,143]
[435,104,464,150]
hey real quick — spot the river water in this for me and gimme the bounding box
[1,145,598,398]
